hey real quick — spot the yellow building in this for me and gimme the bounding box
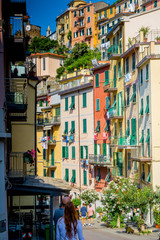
[37,90,62,179]
[94,4,116,49]
[56,0,87,47]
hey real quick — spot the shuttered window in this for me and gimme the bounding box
[103,143,107,156]
[80,146,83,159]
[118,61,121,78]
[146,64,149,80]
[126,120,130,136]
[127,87,130,106]
[62,146,69,158]
[43,169,46,176]
[105,70,109,85]
[95,74,99,87]
[65,169,69,182]
[132,52,135,71]
[145,96,149,114]
[83,93,87,108]
[70,121,75,134]
[71,169,76,183]
[83,170,87,185]
[141,69,143,85]
[140,98,143,116]
[83,119,87,133]
[64,121,68,134]
[96,99,100,111]
[131,118,136,138]
[43,149,46,160]
[126,57,129,73]
[65,97,68,111]
[72,146,75,159]
[55,107,60,116]
[106,96,110,109]
[94,143,97,155]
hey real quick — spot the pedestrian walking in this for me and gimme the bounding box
[80,203,87,227]
[56,201,84,240]
[88,204,94,226]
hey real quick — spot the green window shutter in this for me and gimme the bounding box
[146,129,150,143]
[121,91,123,116]
[102,26,104,35]
[125,2,127,8]
[145,96,149,114]
[126,57,129,73]
[83,170,87,185]
[65,168,69,182]
[106,96,110,110]
[55,107,60,116]
[65,121,68,134]
[83,92,87,107]
[117,93,119,116]
[143,6,146,11]
[103,143,106,156]
[105,70,109,85]
[51,149,54,165]
[43,169,46,176]
[85,146,88,159]
[65,97,68,111]
[80,146,84,159]
[83,119,87,133]
[117,152,123,176]
[141,69,143,85]
[140,98,143,116]
[40,100,43,107]
[127,87,130,106]
[141,130,144,156]
[71,96,75,109]
[72,146,75,159]
[132,52,135,71]
[113,152,115,166]
[99,12,101,18]
[131,83,136,103]
[66,146,69,158]
[147,129,150,157]
[126,120,130,136]
[146,64,149,80]
[94,143,97,155]
[118,61,121,78]
[71,169,76,183]
[105,10,107,18]
[43,149,46,160]
[62,146,65,158]
[131,118,136,138]
[114,122,117,136]
[95,74,99,87]
[154,0,157,7]
[70,121,75,134]
[43,58,45,70]
[96,99,100,111]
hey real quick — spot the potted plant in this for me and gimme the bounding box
[153,207,160,228]
[156,36,160,42]
[23,149,35,166]
[140,26,150,42]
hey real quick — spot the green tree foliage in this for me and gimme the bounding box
[56,66,65,79]
[80,190,99,205]
[28,37,59,53]
[72,198,81,207]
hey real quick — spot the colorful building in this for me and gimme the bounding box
[59,69,94,196]
[141,0,160,12]
[91,63,111,192]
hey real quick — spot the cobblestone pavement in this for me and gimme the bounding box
[82,221,160,240]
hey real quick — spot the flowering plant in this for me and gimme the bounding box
[23,149,36,166]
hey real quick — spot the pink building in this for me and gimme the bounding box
[141,0,160,11]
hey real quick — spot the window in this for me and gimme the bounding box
[51,170,54,178]
[103,143,107,156]
[130,0,132,3]
[143,6,146,11]
[43,58,45,70]
[113,65,116,87]
[104,10,107,18]
[83,170,87,185]
[65,168,69,182]
[127,87,130,106]
[87,28,92,36]
[125,2,127,8]
[102,26,104,35]
[112,21,114,26]
[74,31,78,38]
[67,24,69,29]
[99,12,101,19]
[74,21,77,27]
[96,99,100,111]
[64,121,68,134]
[146,64,149,80]
[95,73,99,87]
[105,120,110,132]
[154,0,157,7]
[40,100,43,107]
[74,11,77,17]
[62,146,69,158]
[128,153,131,170]
[70,96,75,109]
[105,70,109,85]
[126,120,130,136]
[102,52,105,60]
[95,121,100,133]
[71,169,76,183]
[146,165,151,182]
[94,143,97,155]
[130,83,136,103]
[132,52,135,71]
[83,119,87,133]
[43,149,46,160]
[96,168,101,181]
[126,57,129,73]
[141,69,143,85]
[119,5,121,13]
[83,92,87,108]
[140,98,143,116]
[110,8,113,14]
[145,95,149,114]
[87,6,90,12]
[118,61,121,78]
[87,16,90,22]
[131,118,137,143]
[70,121,75,134]
[79,9,84,16]
[134,161,137,171]
[65,97,68,111]
[146,129,150,157]
[114,122,117,137]
[55,107,60,116]
[43,169,46,177]
[80,146,88,159]
[80,29,84,36]
[106,96,110,110]
[72,146,75,159]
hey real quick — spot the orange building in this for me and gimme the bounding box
[141,0,160,11]
[89,63,111,192]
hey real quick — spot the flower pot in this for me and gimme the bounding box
[144,37,147,42]
[157,39,160,42]
[155,224,160,228]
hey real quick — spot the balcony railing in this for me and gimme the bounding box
[5,78,27,113]
[37,116,60,125]
[89,154,111,165]
[131,147,151,161]
[61,76,93,91]
[107,45,122,59]
[58,19,65,25]
[111,166,123,177]
[8,152,26,182]
[60,29,65,35]
[108,107,123,119]
[103,79,117,92]
[118,136,137,147]
[85,32,92,38]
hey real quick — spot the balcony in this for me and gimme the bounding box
[107,45,122,60]
[118,136,137,148]
[131,147,152,162]
[108,107,123,119]
[58,19,65,25]
[43,160,57,169]
[7,152,27,183]
[61,75,93,91]
[5,78,27,117]
[37,116,60,126]
[78,13,84,19]
[78,23,85,29]
[60,29,65,35]
[9,0,26,15]
[96,15,106,23]
[7,16,26,61]
[89,154,111,166]
[103,79,117,92]
[111,166,123,178]
[85,32,92,39]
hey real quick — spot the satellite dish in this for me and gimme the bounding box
[92,59,99,67]
[26,25,31,31]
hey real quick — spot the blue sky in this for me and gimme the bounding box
[27,0,113,36]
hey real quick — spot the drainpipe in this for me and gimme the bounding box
[78,89,81,193]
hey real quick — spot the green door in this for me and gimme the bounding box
[117,152,123,176]
[51,149,54,165]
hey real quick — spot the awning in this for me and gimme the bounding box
[43,125,52,130]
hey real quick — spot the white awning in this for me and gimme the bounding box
[43,126,52,130]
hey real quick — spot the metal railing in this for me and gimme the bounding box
[108,107,123,118]
[118,136,137,146]
[10,16,24,38]
[103,78,117,88]
[37,116,60,125]
[107,44,122,56]
[89,154,111,165]
[8,152,26,179]
[61,76,93,91]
